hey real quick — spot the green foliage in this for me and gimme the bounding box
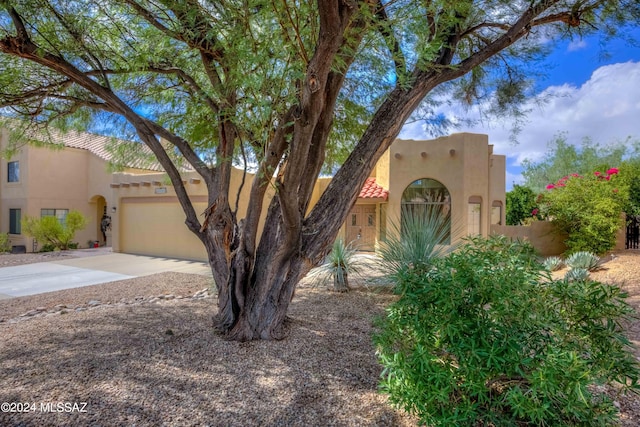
[566,251,602,271]
[39,243,56,253]
[506,184,539,225]
[0,233,11,253]
[543,256,564,272]
[375,235,640,426]
[310,239,361,292]
[540,170,628,255]
[521,135,638,193]
[617,157,640,216]
[378,205,454,283]
[22,210,87,251]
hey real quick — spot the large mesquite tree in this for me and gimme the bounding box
[1,0,637,340]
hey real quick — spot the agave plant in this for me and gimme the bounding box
[310,238,361,292]
[378,205,456,281]
[543,256,564,272]
[565,251,602,272]
[565,267,590,282]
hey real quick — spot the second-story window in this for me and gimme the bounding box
[8,161,19,182]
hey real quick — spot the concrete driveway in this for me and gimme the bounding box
[0,250,211,299]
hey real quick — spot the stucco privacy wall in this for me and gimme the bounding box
[112,133,507,261]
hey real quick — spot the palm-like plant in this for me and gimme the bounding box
[378,205,456,283]
[311,238,361,292]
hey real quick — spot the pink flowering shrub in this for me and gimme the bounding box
[539,168,628,254]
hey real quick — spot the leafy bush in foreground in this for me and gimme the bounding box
[375,236,639,426]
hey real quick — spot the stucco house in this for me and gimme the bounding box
[0,127,161,252]
[110,132,505,261]
[1,128,506,259]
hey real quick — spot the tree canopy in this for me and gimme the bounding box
[521,134,640,193]
[2,0,639,340]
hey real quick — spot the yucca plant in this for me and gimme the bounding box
[565,267,590,282]
[566,251,602,271]
[378,205,456,289]
[311,238,361,292]
[543,256,564,272]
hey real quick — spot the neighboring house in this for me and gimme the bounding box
[0,127,161,252]
[110,132,506,261]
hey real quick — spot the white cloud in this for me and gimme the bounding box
[567,39,588,52]
[400,61,640,189]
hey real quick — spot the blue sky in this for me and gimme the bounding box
[400,27,640,191]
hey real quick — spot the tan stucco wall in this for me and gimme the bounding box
[381,133,505,245]
[491,222,568,256]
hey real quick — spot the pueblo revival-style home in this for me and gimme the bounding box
[0,127,161,252]
[1,128,506,260]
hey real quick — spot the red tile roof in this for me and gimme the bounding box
[358,177,388,200]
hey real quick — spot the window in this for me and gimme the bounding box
[351,214,357,226]
[41,209,69,227]
[401,178,451,244]
[9,209,21,234]
[8,161,19,182]
[468,196,482,236]
[491,201,503,225]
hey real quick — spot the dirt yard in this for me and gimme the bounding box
[0,250,639,426]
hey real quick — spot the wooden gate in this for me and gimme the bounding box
[346,204,376,251]
[627,215,640,249]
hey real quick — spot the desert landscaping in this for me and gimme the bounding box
[1,250,640,426]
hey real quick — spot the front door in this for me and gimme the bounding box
[346,204,376,251]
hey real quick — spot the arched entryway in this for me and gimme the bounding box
[401,178,451,244]
[90,195,109,246]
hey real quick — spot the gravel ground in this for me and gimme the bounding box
[0,250,639,426]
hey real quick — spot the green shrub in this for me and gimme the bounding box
[540,170,627,255]
[0,233,11,253]
[375,235,639,426]
[40,243,56,253]
[543,256,564,272]
[22,210,87,251]
[566,251,602,271]
[506,184,540,225]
